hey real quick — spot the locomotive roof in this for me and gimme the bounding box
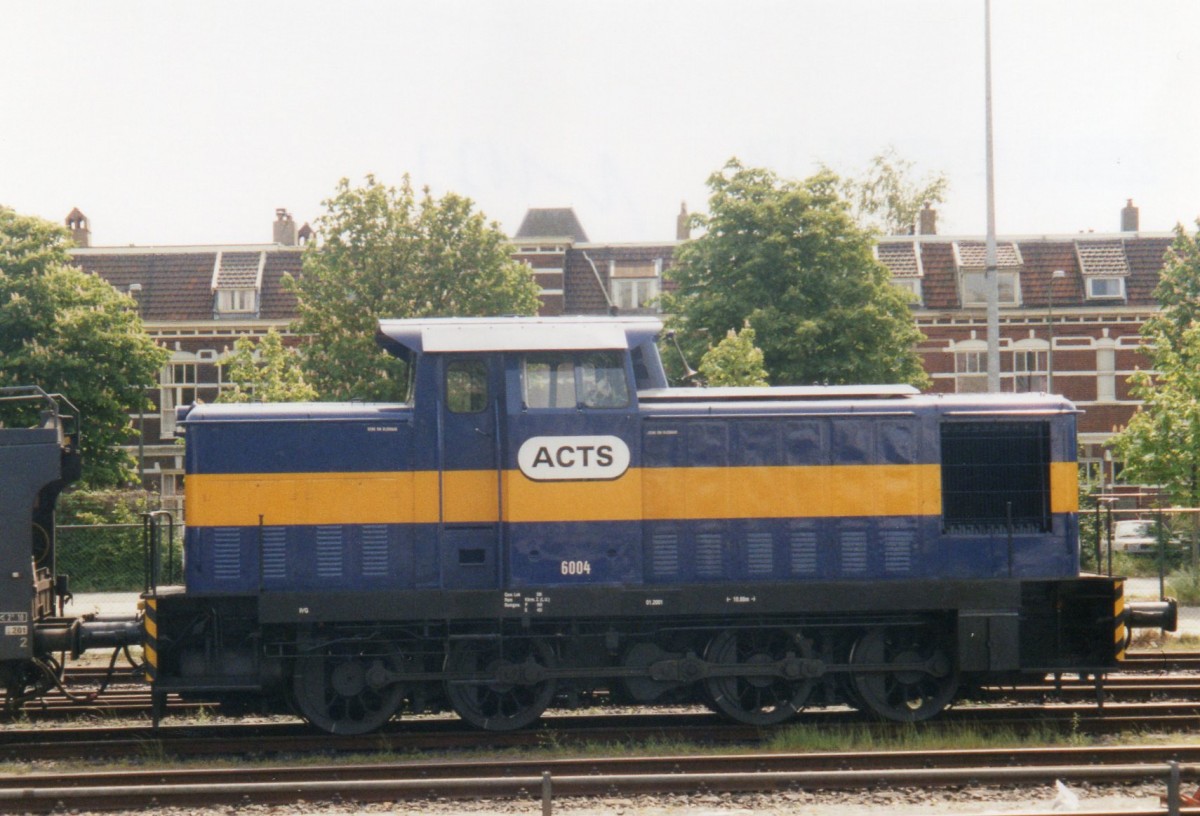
[377,316,663,353]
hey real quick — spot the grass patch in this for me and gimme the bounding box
[764,721,1083,754]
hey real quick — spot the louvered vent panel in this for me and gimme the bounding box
[261,527,287,580]
[789,529,818,575]
[839,529,868,575]
[316,526,344,578]
[746,532,774,575]
[361,525,389,577]
[695,533,723,577]
[651,532,679,577]
[213,528,241,582]
[882,529,914,574]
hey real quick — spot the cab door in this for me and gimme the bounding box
[438,356,503,588]
[503,350,641,587]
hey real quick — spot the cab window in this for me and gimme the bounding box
[520,352,630,410]
[579,352,630,408]
[446,359,488,413]
[522,354,576,409]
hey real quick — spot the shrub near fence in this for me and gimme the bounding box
[56,522,182,593]
[54,489,181,593]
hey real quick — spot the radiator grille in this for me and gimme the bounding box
[695,533,723,577]
[746,531,774,575]
[316,526,344,578]
[789,529,818,575]
[650,532,679,577]
[261,527,286,580]
[839,529,868,575]
[361,525,389,577]
[213,528,241,582]
[883,529,914,574]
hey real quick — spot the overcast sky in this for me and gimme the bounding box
[2,1,1196,247]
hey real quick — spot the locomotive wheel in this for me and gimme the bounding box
[292,639,404,735]
[849,626,957,722]
[703,628,814,726]
[444,637,557,731]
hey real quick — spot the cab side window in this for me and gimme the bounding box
[579,352,630,408]
[446,359,488,413]
[522,354,576,409]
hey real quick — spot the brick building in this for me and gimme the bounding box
[69,199,1174,507]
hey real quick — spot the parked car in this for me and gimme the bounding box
[1112,519,1164,554]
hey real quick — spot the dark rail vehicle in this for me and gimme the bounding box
[142,316,1174,734]
[0,387,140,706]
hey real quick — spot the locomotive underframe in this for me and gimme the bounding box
[150,574,1122,731]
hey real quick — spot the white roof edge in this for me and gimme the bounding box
[378,316,663,353]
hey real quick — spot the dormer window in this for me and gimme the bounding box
[952,241,1023,308]
[960,270,1020,307]
[212,250,265,318]
[875,241,923,306]
[217,288,257,313]
[1076,240,1129,303]
[610,258,662,313]
[1085,276,1125,300]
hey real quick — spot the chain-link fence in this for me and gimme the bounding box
[56,518,183,593]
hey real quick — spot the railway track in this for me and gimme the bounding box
[15,655,1200,722]
[1,743,1198,813]
[7,701,1200,762]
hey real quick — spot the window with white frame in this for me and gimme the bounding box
[160,362,197,438]
[215,288,257,315]
[961,271,1020,307]
[955,349,988,393]
[1012,348,1048,393]
[1086,276,1125,300]
[610,259,661,313]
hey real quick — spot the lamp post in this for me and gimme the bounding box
[1047,269,1066,393]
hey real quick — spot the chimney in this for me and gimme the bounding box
[273,208,297,245]
[65,208,90,247]
[676,202,690,241]
[918,203,938,236]
[297,222,314,245]
[1121,199,1139,232]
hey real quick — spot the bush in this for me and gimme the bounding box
[1166,568,1200,606]
[54,489,181,593]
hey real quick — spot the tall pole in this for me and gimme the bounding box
[984,0,1001,392]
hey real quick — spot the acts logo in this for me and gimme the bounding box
[517,436,631,481]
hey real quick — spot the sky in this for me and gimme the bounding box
[1,1,1197,247]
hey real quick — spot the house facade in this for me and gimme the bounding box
[69,200,1171,509]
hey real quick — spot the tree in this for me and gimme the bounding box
[289,175,541,401]
[837,147,949,235]
[698,326,769,387]
[0,207,168,486]
[217,329,317,404]
[662,159,929,388]
[1109,222,1200,568]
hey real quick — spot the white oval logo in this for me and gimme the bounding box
[517,435,631,481]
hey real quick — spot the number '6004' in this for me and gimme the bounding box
[560,560,591,576]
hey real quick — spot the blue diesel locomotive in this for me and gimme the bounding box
[0,318,1176,734]
[152,316,1172,733]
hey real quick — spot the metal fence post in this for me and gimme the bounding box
[1167,760,1180,816]
[541,771,552,816]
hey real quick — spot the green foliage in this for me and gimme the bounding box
[698,326,769,386]
[837,147,949,235]
[217,329,317,403]
[290,175,541,401]
[663,159,929,388]
[1166,567,1200,605]
[1110,221,1200,506]
[55,490,171,591]
[0,207,168,486]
